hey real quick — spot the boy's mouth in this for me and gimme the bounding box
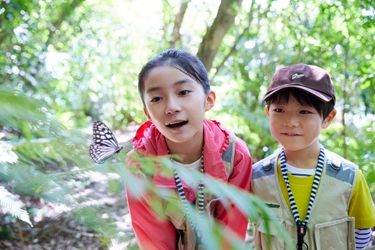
[166,121,188,128]
[282,133,300,136]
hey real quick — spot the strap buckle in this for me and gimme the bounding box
[296,222,308,250]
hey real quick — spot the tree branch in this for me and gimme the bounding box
[211,0,255,82]
[197,0,243,72]
[169,0,190,48]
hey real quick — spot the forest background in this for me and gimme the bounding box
[1,0,375,249]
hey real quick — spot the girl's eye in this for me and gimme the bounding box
[300,110,312,114]
[179,90,191,96]
[150,97,162,102]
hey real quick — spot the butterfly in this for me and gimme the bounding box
[89,121,123,164]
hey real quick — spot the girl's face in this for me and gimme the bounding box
[143,66,215,146]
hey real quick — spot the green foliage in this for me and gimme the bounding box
[127,153,294,248]
[0,85,292,247]
[213,0,375,168]
[0,87,89,169]
[0,87,123,244]
[1,0,375,248]
[0,186,32,227]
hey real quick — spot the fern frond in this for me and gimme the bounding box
[0,141,18,164]
[0,87,95,170]
[0,186,33,227]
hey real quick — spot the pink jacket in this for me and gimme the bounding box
[126,119,252,249]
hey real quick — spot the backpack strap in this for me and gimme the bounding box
[221,131,236,179]
[325,150,358,186]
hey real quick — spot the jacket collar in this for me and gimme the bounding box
[132,120,231,187]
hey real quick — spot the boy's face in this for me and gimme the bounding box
[266,93,336,153]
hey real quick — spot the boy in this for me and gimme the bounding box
[251,64,375,250]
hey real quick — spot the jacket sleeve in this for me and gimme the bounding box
[126,181,177,250]
[125,151,177,250]
[214,138,252,241]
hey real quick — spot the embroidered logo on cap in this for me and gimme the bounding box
[291,73,304,80]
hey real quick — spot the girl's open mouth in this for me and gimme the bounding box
[167,121,188,128]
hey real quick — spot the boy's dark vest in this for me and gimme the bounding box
[161,132,236,250]
[251,149,358,250]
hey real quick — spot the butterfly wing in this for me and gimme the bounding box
[89,143,122,164]
[89,121,123,164]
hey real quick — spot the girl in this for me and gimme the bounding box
[125,49,252,250]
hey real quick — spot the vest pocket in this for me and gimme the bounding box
[314,217,355,250]
[205,197,220,222]
[164,198,186,230]
[253,217,286,250]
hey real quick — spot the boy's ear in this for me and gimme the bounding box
[265,105,270,116]
[322,109,337,128]
[205,90,216,111]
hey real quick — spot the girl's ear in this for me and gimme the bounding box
[205,90,216,111]
[322,109,337,128]
[265,105,270,116]
[143,107,152,121]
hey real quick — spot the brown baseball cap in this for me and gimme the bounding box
[264,64,336,105]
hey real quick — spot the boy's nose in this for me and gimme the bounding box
[283,116,299,127]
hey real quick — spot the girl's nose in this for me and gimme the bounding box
[165,97,181,115]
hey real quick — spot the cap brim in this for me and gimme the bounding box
[263,85,332,102]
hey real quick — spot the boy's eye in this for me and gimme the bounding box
[273,108,283,113]
[300,110,312,114]
[150,97,162,102]
[179,90,191,96]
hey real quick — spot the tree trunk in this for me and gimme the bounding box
[170,0,191,48]
[197,0,243,72]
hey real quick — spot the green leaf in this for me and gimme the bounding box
[0,186,33,227]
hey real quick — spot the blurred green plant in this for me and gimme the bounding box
[123,152,294,249]
[0,86,124,245]
[0,86,292,248]
[0,186,32,227]
[1,0,374,247]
